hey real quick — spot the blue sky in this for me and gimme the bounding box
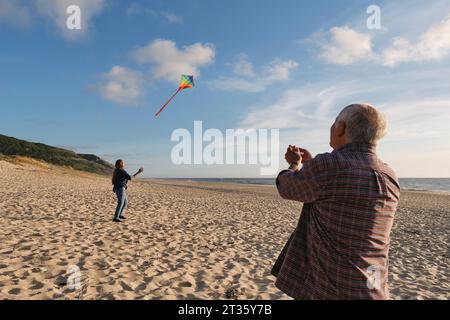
[1,0,450,178]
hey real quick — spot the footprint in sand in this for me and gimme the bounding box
[135,283,147,291]
[93,240,104,247]
[179,281,193,288]
[119,281,133,291]
[8,288,21,295]
[29,281,44,290]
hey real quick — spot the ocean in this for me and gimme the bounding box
[159,178,450,193]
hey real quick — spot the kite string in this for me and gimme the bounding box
[155,87,182,117]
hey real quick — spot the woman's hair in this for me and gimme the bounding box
[112,159,124,184]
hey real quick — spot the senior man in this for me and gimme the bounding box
[272,103,400,300]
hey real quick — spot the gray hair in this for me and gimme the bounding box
[337,104,388,145]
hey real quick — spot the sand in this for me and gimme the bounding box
[0,159,448,300]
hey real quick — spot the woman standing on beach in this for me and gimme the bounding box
[112,159,144,223]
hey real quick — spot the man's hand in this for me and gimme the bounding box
[285,145,302,165]
[285,145,314,168]
[298,148,313,163]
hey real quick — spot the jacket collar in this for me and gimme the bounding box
[333,142,377,154]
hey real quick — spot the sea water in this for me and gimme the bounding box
[159,178,450,193]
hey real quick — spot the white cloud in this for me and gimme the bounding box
[240,69,450,135]
[126,3,157,17]
[367,0,450,40]
[380,38,412,67]
[210,55,299,93]
[381,15,450,66]
[35,0,105,40]
[0,0,32,30]
[379,99,450,140]
[125,4,182,24]
[160,12,184,25]
[316,26,373,65]
[125,3,139,17]
[264,59,299,82]
[132,39,215,83]
[210,78,267,93]
[230,54,255,77]
[98,66,144,106]
[239,83,365,129]
[313,14,450,67]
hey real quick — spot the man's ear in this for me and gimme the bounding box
[334,121,344,137]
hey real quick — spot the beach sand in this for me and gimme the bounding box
[0,159,448,300]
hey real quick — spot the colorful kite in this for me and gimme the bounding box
[155,75,195,117]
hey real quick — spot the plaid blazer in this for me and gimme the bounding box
[272,143,400,300]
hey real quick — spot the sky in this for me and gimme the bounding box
[1,0,450,178]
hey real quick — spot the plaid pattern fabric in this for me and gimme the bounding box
[272,143,400,300]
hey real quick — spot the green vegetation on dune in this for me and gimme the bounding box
[0,134,114,175]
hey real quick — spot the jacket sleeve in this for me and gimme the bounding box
[121,169,132,181]
[276,157,323,203]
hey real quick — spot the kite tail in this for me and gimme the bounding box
[155,88,181,117]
